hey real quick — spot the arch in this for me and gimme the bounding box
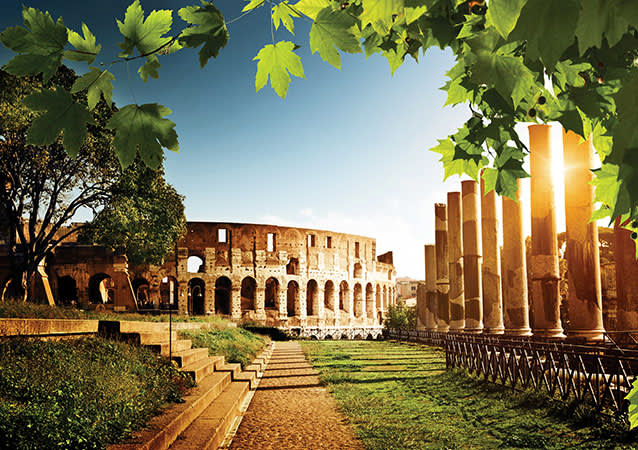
[132,277,151,308]
[57,275,77,305]
[366,283,374,316]
[353,333,363,340]
[287,280,299,317]
[160,276,178,310]
[188,278,205,315]
[353,283,363,317]
[353,262,363,279]
[241,276,257,312]
[306,279,318,316]
[340,334,349,340]
[286,257,299,275]
[388,269,392,280]
[325,334,333,340]
[378,311,384,325]
[215,276,231,315]
[324,280,335,312]
[366,333,374,340]
[383,285,388,309]
[339,281,349,313]
[88,273,113,304]
[265,277,279,310]
[187,255,204,273]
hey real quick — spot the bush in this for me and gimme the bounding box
[241,325,289,341]
[384,303,416,330]
[0,337,192,450]
[182,328,267,368]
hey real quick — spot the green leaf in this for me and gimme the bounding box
[309,7,361,69]
[178,2,229,68]
[482,168,498,193]
[107,103,179,169]
[23,88,93,157]
[509,0,579,70]
[117,0,172,57]
[470,52,536,107]
[272,2,300,35]
[360,0,404,28]
[485,0,527,39]
[65,23,101,64]
[254,41,305,98]
[293,0,330,20]
[574,0,638,54]
[242,0,265,12]
[138,56,161,82]
[431,138,483,181]
[71,67,115,109]
[610,71,638,167]
[383,43,407,75]
[0,7,67,82]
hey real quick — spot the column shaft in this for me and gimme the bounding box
[447,192,465,330]
[529,124,564,338]
[502,179,532,335]
[615,218,638,330]
[424,244,438,330]
[481,177,504,334]
[462,180,483,333]
[563,130,604,341]
[435,203,450,331]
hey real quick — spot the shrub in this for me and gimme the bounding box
[0,337,192,450]
[384,303,416,330]
[182,328,267,368]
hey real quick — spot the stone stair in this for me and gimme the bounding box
[103,320,272,450]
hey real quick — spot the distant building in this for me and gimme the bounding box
[396,277,422,301]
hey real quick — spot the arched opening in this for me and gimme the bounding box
[324,280,335,312]
[339,281,349,313]
[354,283,363,317]
[188,278,205,315]
[160,276,178,310]
[57,275,77,306]
[388,270,392,280]
[132,278,151,309]
[187,255,204,273]
[241,277,257,312]
[215,277,231,315]
[366,333,374,340]
[286,257,299,275]
[383,285,388,309]
[88,273,113,304]
[306,279,318,316]
[378,311,383,325]
[354,262,363,278]
[354,333,363,340]
[366,283,374,316]
[265,277,279,310]
[325,334,333,340]
[287,281,298,317]
[340,334,349,340]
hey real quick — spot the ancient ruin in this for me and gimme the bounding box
[0,222,396,339]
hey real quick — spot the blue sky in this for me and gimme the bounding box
[0,1,496,278]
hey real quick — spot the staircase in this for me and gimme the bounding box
[103,321,272,450]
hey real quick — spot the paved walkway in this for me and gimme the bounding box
[228,341,365,450]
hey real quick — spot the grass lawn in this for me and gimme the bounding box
[301,340,638,450]
[182,327,269,368]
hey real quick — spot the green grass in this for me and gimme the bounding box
[0,299,232,326]
[301,340,638,450]
[181,327,268,368]
[0,337,193,450]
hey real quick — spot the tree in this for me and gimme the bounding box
[1,0,637,241]
[0,66,120,301]
[79,160,186,267]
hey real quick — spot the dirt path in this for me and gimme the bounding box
[228,341,365,450]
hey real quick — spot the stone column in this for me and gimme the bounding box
[447,192,465,331]
[615,218,638,330]
[529,124,565,338]
[462,180,483,333]
[347,287,355,319]
[255,286,266,320]
[502,179,532,335]
[231,286,241,320]
[278,288,288,319]
[563,130,605,341]
[298,284,307,320]
[205,281,215,315]
[317,286,325,318]
[424,244,438,330]
[416,283,426,330]
[481,177,504,334]
[435,203,450,331]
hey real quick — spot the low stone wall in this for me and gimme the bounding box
[0,318,99,339]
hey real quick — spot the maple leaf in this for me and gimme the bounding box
[309,7,361,69]
[107,103,179,169]
[65,22,101,64]
[254,41,305,98]
[178,2,229,68]
[272,2,300,35]
[23,88,93,157]
[293,0,331,20]
[117,0,172,57]
[71,67,115,110]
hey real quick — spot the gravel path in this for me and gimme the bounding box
[228,341,364,450]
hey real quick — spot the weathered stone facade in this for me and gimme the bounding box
[2,222,396,337]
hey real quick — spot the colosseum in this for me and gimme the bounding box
[3,222,397,339]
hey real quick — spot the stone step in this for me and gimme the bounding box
[181,356,225,384]
[168,381,251,450]
[106,371,232,450]
[124,331,178,345]
[147,339,193,356]
[171,348,209,368]
[234,369,258,390]
[216,362,242,380]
